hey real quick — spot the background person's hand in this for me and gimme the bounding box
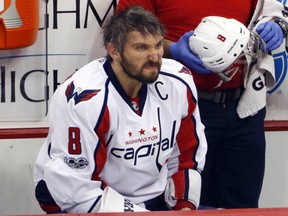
[256,21,284,51]
[170,31,211,74]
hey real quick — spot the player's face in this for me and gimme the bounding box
[120,31,164,83]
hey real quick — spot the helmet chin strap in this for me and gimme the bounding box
[217,66,239,82]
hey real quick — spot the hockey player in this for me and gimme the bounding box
[34,6,207,213]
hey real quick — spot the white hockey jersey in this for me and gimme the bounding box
[34,57,207,213]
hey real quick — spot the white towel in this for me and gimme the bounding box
[236,0,288,118]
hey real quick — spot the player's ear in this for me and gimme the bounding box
[107,43,121,61]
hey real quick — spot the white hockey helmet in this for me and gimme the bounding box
[189,16,250,73]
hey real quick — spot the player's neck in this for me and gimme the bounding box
[111,61,142,98]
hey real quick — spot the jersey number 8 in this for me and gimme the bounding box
[68,127,82,154]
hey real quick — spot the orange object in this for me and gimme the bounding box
[0,0,39,49]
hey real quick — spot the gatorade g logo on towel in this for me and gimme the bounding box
[0,0,39,49]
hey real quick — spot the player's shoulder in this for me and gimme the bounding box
[63,58,107,89]
[160,58,194,84]
[161,58,183,71]
[53,58,107,105]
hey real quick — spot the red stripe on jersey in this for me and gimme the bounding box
[39,203,61,214]
[176,89,198,170]
[173,199,196,210]
[92,107,110,181]
[172,89,199,200]
[172,171,186,199]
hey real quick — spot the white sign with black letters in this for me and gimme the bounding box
[0,0,116,121]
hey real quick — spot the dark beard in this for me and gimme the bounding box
[120,55,161,84]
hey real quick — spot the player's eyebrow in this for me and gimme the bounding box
[132,37,164,48]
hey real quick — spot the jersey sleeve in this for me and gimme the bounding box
[34,76,110,213]
[166,65,207,209]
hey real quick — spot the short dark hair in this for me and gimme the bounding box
[102,6,165,60]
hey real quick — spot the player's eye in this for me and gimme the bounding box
[155,41,163,49]
[136,44,148,51]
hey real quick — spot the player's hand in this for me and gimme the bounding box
[256,21,284,51]
[169,31,211,74]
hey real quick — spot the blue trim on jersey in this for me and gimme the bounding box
[93,140,101,177]
[184,169,190,200]
[35,180,63,213]
[170,120,177,152]
[103,60,148,115]
[191,115,199,169]
[94,78,110,132]
[88,195,102,213]
[159,71,197,104]
[48,142,52,158]
[139,85,148,114]
[156,107,163,172]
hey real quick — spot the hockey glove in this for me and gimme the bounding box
[170,31,211,74]
[256,21,284,51]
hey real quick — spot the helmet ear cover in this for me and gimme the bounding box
[189,16,250,73]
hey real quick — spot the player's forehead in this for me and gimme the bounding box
[126,31,163,46]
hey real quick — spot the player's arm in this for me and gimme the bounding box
[166,76,207,210]
[36,80,109,213]
[36,78,149,213]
